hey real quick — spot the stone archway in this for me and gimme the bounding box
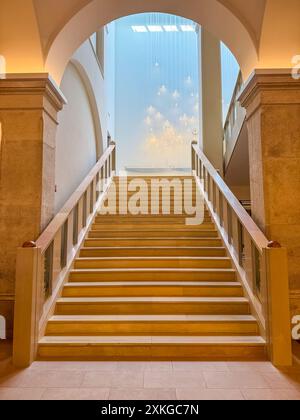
[43,0,259,84]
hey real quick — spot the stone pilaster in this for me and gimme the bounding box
[0,74,66,337]
[240,70,300,318]
[199,28,223,174]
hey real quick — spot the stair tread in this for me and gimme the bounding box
[39,335,265,345]
[57,297,248,303]
[90,230,217,233]
[64,281,240,287]
[70,268,235,273]
[76,257,229,261]
[49,315,256,322]
[86,237,220,240]
[81,247,225,250]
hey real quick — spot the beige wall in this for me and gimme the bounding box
[55,36,107,212]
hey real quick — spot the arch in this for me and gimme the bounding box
[70,58,103,159]
[45,0,259,84]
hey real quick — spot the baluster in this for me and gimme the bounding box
[90,180,95,213]
[212,181,217,213]
[204,168,208,193]
[108,154,112,178]
[105,160,108,185]
[237,220,245,267]
[207,174,212,202]
[252,242,262,301]
[191,145,196,172]
[100,166,104,193]
[73,203,79,246]
[96,172,100,201]
[43,242,53,299]
[111,144,116,173]
[227,203,233,246]
[82,191,87,228]
[199,159,203,180]
[219,190,224,227]
[60,220,68,269]
[231,213,240,261]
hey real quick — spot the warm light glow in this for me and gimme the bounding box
[132,26,148,33]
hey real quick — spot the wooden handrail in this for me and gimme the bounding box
[193,144,269,252]
[36,145,115,252]
[192,142,292,366]
[13,143,116,367]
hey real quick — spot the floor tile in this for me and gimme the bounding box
[203,371,269,389]
[7,370,85,388]
[116,362,146,372]
[41,388,110,400]
[176,388,244,400]
[31,361,118,372]
[82,371,144,388]
[144,362,173,372]
[226,362,278,374]
[242,389,300,401]
[173,362,229,372]
[262,372,300,390]
[144,371,206,389]
[109,388,177,400]
[0,387,45,400]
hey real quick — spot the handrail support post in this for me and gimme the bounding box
[263,246,292,367]
[13,245,42,368]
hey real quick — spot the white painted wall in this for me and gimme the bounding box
[105,22,116,141]
[55,37,108,213]
[55,62,98,212]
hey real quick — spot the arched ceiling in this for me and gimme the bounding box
[33,0,267,52]
[1,0,299,84]
[34,0,262,83]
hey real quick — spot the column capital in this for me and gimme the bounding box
[0,73,66,120]
[239,69,300,113]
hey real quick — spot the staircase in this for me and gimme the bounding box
[38,176,266,361]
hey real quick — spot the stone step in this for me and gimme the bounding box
[45,315,259,336]
[38,335,266,361]
[55,296,249,316]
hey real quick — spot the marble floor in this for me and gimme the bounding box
[0,359,300,400]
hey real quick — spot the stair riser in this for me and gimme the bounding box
[88,231,219,238]
[91,224,215,231]
[55,302,249,316]
[79,248,227,258]
[95,217,211,224]
[38,344,266,361]
[46,322,258,336]
[74,259,232,269]
[84,239,223,247]
[69,271,236,282]
[99,212,209,218]
[62,285,243,298]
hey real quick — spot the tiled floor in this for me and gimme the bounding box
[0,360,300,400]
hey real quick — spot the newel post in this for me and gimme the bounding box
[263,241,292,366]
[13,242,42,368]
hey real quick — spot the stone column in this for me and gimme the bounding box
[199,28,223,174]
[0,74,65,337]
[239,70,300,319]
